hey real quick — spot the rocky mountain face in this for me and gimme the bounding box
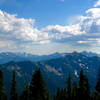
[0,52,68,64]
[0,52,100,97]
[0,51,100,64]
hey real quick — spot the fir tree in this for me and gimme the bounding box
[53,88,61,100]
[67,73,72,100]
[20,85,30,100]
[10,71,18,100]
[60,88,67,100]
[45,91,51,100]
[78,70,90,100]
[92,67,100,100]
[29,68,49,100]
[95,67,100,93]
[0,69,7,100]
[72,82,78,100]
[84,76,90,100]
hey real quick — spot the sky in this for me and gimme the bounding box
[0,0,100,55]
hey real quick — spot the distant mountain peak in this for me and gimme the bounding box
[0,51,100,64]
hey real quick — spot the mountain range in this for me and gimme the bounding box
[0,52,100,98]
[0,51,100,64]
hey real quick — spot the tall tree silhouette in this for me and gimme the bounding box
[0,69,7,100]
[61,88,67,100]
[95,67,100,93]
[72,82,78,100]
[92,67,100,100]
[29,68,49,100]
[53,88,61,100]
[67,73,72,100]
[20,85,30,100]
[78,70,90,100]
[45,91,51,100]
[10,71,18,100]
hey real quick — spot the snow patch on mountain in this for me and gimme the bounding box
[45,65,63,76]
[7,66,20,71]
[16,71,22,77]
[79,63,85,68]
[74,70,79,77]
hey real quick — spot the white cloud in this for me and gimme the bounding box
[86,8,100,18]
[60,0,64,2]
[42,24,85,36]
[0,41,11,48]
[42,7,100,47]
[1,6,100,51]
[94,0,100,7]
[0,10,86,47]
[77,41,89,44]
[0,10,49,45]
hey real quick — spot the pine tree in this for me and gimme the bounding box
[53,88,61,100]
[78,70,90,100]
[10,71,18,100]
[84,75,90,100]
[20,85,30,100]
[0,69,7,100]
[72,82,78,100]
[95,67,100,93]
[78,70,85,100]
[67,73,72,100]
[29,68,49,100]
[61,88,67,100]
[92,67,100,100]
[45,91,51,100]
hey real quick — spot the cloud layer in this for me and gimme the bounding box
[0,10,50,47]
[94,0,100,7]
[1,0,100,51]
[41,7,100,46]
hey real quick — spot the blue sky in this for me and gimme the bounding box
[0,0,100,55]
[0,0,94,27]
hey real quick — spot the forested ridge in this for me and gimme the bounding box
[0,68,100,100]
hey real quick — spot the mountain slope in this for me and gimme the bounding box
[0,52,100,97]
[0,51,100,64]
[0,52,68,64]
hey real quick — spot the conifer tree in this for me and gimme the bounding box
[92,67,100,100]
[84,75,90,100]
[53,88,61,100]
[45,91,51,100]
[78,70,90,100]
[60,88,67,100]
[79,70,85,100]
[67,73,72,100]
[95,67,100,93]
[29,68,49,100]
[0,69,7,100]
[20,85,30,100]
[10,71,18,100]
[72,82,78,100]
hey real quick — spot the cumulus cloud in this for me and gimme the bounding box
[40,7,100,47]
[0,40,12,48]
[0,10,86,47]
[42,24,85,36]
[1,5,100,50]
[94,0,100,7]
[0,10,50,47]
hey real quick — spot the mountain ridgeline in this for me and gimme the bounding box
[0,63,100,100]
[0,52,100,99]
[0,51,99,64]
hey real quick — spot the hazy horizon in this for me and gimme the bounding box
[0,0,100,55]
